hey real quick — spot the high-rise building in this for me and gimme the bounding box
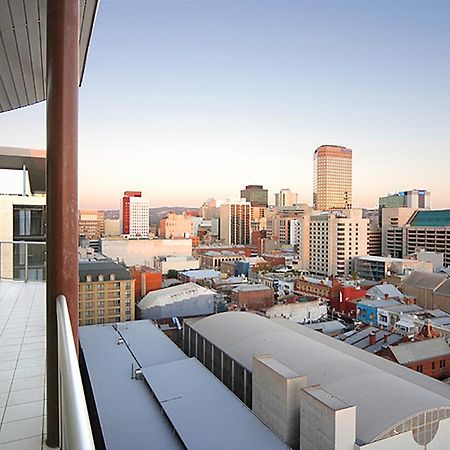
[275,188,298,207]
[313,145,352,210]
[120,191,149,238]
[308,209,368,277]
[79,210,105,240]
[220,199,251,245]
[240,185,268,207]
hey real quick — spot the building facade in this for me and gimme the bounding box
[309,209,368,277]
[159,211,193,238]
[313,145,352,210]
[219,199,251,245]
[79,209,105,240]
[275,188,298,207]
[240,185,268,207]
[120,191,149,238]
[78,258,135,326]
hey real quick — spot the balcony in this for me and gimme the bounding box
[0,280,46,449]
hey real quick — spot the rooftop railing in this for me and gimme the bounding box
[57,294,95,449]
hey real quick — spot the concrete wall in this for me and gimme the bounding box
[299,387,355,450]
[252,355,307,449]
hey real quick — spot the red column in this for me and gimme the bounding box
[46,0,79,447]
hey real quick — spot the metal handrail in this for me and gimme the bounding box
[56,295,95,450]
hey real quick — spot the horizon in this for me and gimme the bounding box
[0,0,449,210]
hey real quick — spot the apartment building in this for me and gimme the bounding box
[78,258,135,326]
[309,209,368,277]
[219,199,251,245]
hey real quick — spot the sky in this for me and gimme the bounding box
[1,0,449,210]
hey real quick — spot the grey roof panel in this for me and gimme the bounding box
[390,338,450,365]
[79,325,183,450]
[143,358,288,450]
[403,271,448,290]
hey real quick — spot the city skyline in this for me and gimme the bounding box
[0,0,449,209]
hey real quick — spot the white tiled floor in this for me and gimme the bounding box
[0,280,52,449]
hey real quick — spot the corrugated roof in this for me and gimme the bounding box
[137,282,214,310]
[367,284,403,299]
[189,312,450,445]
[232,284,272,293]
[408,210,450,227]
[390,338,450,365]
[179,269,221,279]
[403,271,448,290]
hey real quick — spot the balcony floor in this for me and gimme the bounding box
[0,280,51,449]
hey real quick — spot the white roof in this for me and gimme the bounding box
[188,312,450,445]
[137,283,214,310]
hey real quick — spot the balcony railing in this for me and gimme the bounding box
[0,240,46,281]
[57,294,95,449]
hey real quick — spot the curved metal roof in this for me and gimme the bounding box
[0,0,99,113]
[190,312,450,445]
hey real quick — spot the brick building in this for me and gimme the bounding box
[130,265,162,300]
[231,284,274,310]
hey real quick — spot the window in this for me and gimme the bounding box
[416,365,423,373]
[440,359,446,369]
[110,274,116,281]
[98,283,105,291]
[432,362,435,371]
[98,274,104,282]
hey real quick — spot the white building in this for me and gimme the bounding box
[154,255,200,274]
[309,209,369,277]
[128,196,149,238]
[219,199,251,245]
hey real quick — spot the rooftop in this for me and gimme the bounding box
[78,259,131,282]
[0,280,48,449]
[79,320,287,450]
[390,338,450,365]
[408,210,450,227]
[403,271,448,290]
[187,312,450,445]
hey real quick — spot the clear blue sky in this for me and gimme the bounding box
[1,0,449,209]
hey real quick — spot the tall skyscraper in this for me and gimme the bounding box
[313,145,352,210]
[240,185,268,207]
[120,191,149,238]
[220,199,251,245]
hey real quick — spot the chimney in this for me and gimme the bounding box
[384,293,390,300]
[383,334,388,343]
[369,332,376,346]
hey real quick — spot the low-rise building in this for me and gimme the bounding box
[377,304,424,332]
[264,300,327,323]
[366,283,404,300]
[231,284,274,310]
[136,282,217,320]
[294,276,341,300]
[130,265,162,300]
[380,338,450,380]
[153,255,200,274]
[357,298,401,325]
[354,255,433,281]
[200,250,244,269]
[79,258,135,326]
